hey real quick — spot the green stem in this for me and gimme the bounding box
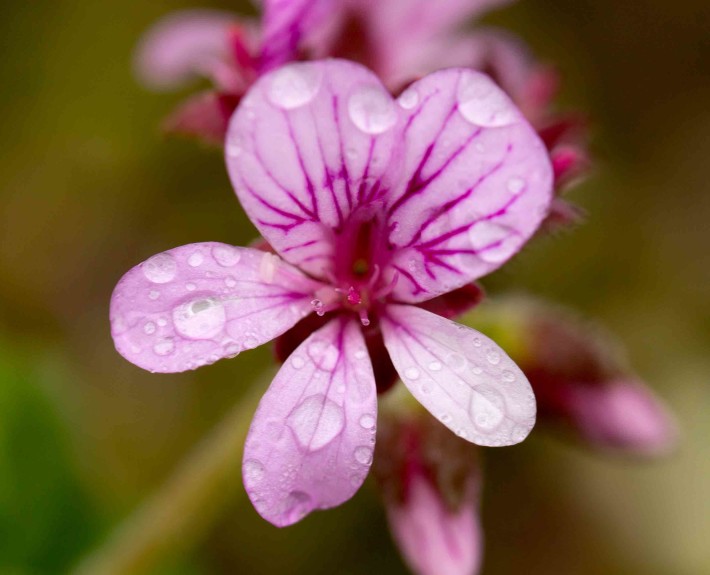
[72,380,266,575]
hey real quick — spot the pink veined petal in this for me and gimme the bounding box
[387,473,483,575]
[162,91,241,146]
[259,0,337,71]
[225,59,403,280]
[134,9,243,92]
[381,304,536,446]
[242,317,377,526]
[110,243,324,373]
[385,68,553,302]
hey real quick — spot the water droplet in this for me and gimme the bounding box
[173,297,226,339]
[148,290,160,300]
[287,394,345,449]
[143,253,177,284]
[502,370,516,382]
[188,252,203,267]
[472,365,483,375]
[224,276,236,288]
[212,245,242,267]
[225,132,244,158]
[348,84,397,134]
[354,445,373,465]
[185,282,196,291]
[359,414,376,429]
[259,252,278,283]
[404,367,420,380]
[354,349,367,360]
[350,474,364,487]
[420,382,433,394]
[243,459,265,484]
[470,385,506,431]
[457,73,518,127]
[398,87,419,109]
[157,318,167,327]
[307,340,339,371]
[486,349,501,365]
[469,220,515,263]
[291,355,305,369]
[473,337,482,347]
[268,63,321,109]
[507,177,525,195]
[440,413,452,423]
[428,361,442,372]
[242,334,259,349]
[224,343,240,357]
[143,322,156,335]
[446,353,467,372]
[153,338,175,356]
[279,490,312,523]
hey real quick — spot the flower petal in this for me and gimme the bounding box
[386,68,553,302]
[386,473,483,575]
[225,59,402,279]
[242,318,377,526]
[259,0,337,71]
[381,304,536,446]
[134,10,243,91]
[110,243,323,373]
[162,91,241,146]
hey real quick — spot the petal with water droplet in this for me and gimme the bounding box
[225,59,403,281]
[110,243,324,373]
[384,68,552,303]
[243,318,377,526]
[381,304,536,446]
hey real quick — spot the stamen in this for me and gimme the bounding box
[359,308,371,327]
[347,286,362,305]
[373,269,400,299]
[311,298,326,316]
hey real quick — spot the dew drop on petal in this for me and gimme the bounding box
[404,367,420,380]
[259,252,278,283]
[287,395,345,450]
[143,322,156,335]
[153,338,175,356]
[268,63,321,109]
[359,414,376,429]
[397,87,419,110]
[457,73,518,127]
[242,334,259,349]
[348,84,397,134]
[470,385,506,431]
[307,340,339,371]
[486,349,501,365]
[291,355,305,369]
[188,252,204,267]
[429,361,442,372]
[148,290,160,300]
[354,445,373,465]
[143,253,177,284]
[212,245,241,267]
[281,491,312,523]
[446,352,467,372]
[185,282,196,291]
[502,369,516,382]
[507,177,526,195]
[469,221,516,263]
[243,459,265,484]
[172,297,226,339]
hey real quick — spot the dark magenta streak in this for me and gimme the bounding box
[332,94,353,220]
[282,111,322,221]
[246,184,306,223]
[282,239,320,253]
[356,138,376,204]
[392,264,426,295]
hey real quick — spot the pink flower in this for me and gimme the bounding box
[110,59,553,526]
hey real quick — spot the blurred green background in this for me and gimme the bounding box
[0,0,708,573]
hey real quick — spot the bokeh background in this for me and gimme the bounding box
[0,0,708,573]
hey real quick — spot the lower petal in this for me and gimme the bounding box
[381,304,536,446]
[242,318,377,527]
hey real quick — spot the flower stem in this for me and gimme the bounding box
[72,379,266,575]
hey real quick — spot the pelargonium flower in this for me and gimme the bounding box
[111,59,553,526]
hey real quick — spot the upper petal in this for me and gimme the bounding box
[381,304,536,446]
[259,0,338,71]
[134,10,243,91]
[242,317,378,526]
[110,243,323,373]
[386,69,553,302]
[225,59,403,280]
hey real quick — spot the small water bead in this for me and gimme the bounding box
[242,334,259,349]
[143,322,156,335]
[188,252,204,267]
[428,361,443,372]
[457,72,518,127]
[507,177,526,195]
[153,338,175,356]
[404,367,420,380]
[354,349,367,360]
[185,282,196,291]
[148,290,160,300]
[287,395,345,450]
[281,491,312,524]
[469,385,506,431]
[224,343,240,357]
[473,337,481,347]
[502,370,516,382]
[348,84,397,134]
[259,252,278,283]
[224,276,237,288]
[472,365,483,375]
[157,318,167,327]
[291,355,305,369]
[212,245,241,267]
[307,340,339,371]
[268,63,322,109]
[398,87,419,110]
[225,133,244,158]
[468,221,515,264]
[486,349,501,365]
[143,253,177,284]
[173,297,226,339]
[446,352,467,372]
[243,459,265,483]
[359,414,376,429]
[354,445,373,465]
